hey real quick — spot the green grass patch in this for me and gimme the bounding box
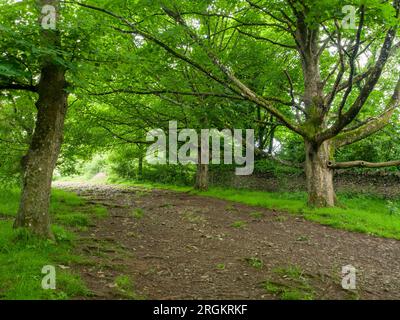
[263,265,314,300]
[114,275,142,299]
[0,187,108,300]
[264,281,314,300]
[250,211,264,219]
[231,220,247,229]
[0,188,20,217]
[92,206,109,219]
[51,189,86,209]
[273,265,303,278]
[56,213,90,228]
[245,257,263,269]
[131,208,144,219]
[0,221,89,300]
[216,263,226,270]
[50,189,109,225]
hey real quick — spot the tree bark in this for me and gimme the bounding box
[14,64,68,237]
[195,163,208,191]
[14,0,67,237]
[304,140,336,207]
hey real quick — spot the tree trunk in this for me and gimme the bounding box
[195,163,208,191]
[14,0,68,237]
[268,125,275,155]
[137,155,143,180]
[14,64,68,237]
[304,140,336,207]
[195,131,209,191]
[13,0,67,237]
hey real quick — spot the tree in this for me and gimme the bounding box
[77,0,400,207]
[0,0,98,236]
[13,0,70,237]
[0,0,68,237]
[70,12,256,191]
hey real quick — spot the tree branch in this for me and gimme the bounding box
[74,2,240,97]
[236,29,296,49]
[179,11,290,32]
[0,83,37,92]
[333,76,400,148]
[336,5,365,118]
[88,88,246,100]
[328,160,400,169]
[161,6,306,137]
[245,0,293,28]
[317,24,398,143]
[284,69,305,121]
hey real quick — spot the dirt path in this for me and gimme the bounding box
[55,182,400,300]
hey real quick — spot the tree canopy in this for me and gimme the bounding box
[0,0,399,236]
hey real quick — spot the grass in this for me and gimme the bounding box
[92,206,109,219]
[245,257,263,269]
[0,187,108,300]
[131,208,144,219]
[56,213,90,228]
[0,221,89,300]
[196,188,400,240]
[273,265,303,278]
[216,263,226,270]
[264,281,314,300]
[263,265,315,300]
[114,275,142,299]
[250,211,264,219]
[231,220,247,228]
[0,188,21,217]
[51,189,109,227]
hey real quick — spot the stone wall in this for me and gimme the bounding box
[209,170,400,198]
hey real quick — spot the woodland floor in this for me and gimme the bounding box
[54,182,400,300]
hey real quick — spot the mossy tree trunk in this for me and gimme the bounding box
[14,0,68,237]
[14,65,68,237]
[304,140,336,207]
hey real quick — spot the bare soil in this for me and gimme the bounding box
[55,182,400,300]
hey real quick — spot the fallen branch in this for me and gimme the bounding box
[328,160,400,169]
